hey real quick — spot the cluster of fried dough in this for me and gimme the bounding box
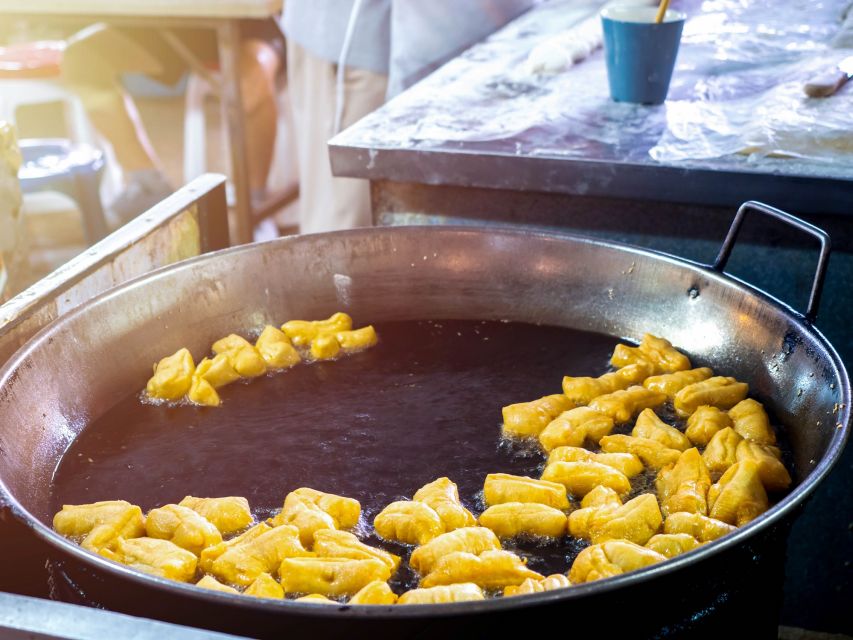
[54,480,544,605]
[58,332,791,604]
[500,333,790,586]
[54,489,401,604]
[145,312,377,407]
[372,478,547,599]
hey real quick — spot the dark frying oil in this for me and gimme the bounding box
[51,320,643,591]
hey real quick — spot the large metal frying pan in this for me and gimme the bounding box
[0,202,847,639]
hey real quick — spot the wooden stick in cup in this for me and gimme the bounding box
[655,0,671,23]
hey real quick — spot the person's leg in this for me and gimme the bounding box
[238,38,280,194]
[61,25,175,225]
[287,40,387,234]
[61,24,164,173]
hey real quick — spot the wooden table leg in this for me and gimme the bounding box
[217,19,254,245]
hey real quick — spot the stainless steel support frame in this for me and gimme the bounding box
[0,173,229,366]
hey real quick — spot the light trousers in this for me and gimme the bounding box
[286,40,388,233]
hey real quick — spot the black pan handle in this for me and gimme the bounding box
[712,200,831,324]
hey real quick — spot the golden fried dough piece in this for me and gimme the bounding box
[116,537,198,582]
[275,488,362,547]
[685,406,732,447]
[588,386,666,424]
[547,447,644,479]
[146,504,222,556]
[195,353,240,389]
[568,487,622,539]
[293,488,361,529]
[56,503,144,558]
[581,494,662,545]
[280,557,390,597]
[398,583,485,605]
[656,448,712,516]
[736,440,791,491]
[196,575,239,594]
[200,523,271,574]
[582,485,623,509]
[478,502,567,539]
[569,540,666,584]
[179,496,253,536]
[374,501,444,545]
[645,533,700,558]
[611,344,655,373]
[483,473,570,510]
[611,334,691,374]
[349,580,398,605]
[503,574,571,597]
[245,573,284,599]
[674,376,748,417]
[728,399,776,445]
[663,512,736,542]
[420,550,543,589]
[187,374,220,407]
[707,460,769,527]
[210,524,309,586]
[295,594,337,603]
[639,334,692,372]
[413,477,476,531]
[211,334,268,378]
[54,500,145,541]
[538,407,614,451]
[255,325,301,369]
[225,346,267,378]
[147,348,195,400]
[313,529,400,572]
[502,394,573,438]
[643,367,713,400]
[281,312,353,348]
[568,509,611,540]
[632,409,690,451]
[336,326,378,352]
[599,434,682,470]
[274,496,334,546]
[591,494,662,545]
[311,334,341,360]
[409,527,502,575]
[211,334,252,354]
[541,460,631,497]
[562,363,652,405]
[702,427,743,475]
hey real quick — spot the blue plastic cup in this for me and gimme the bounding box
[601,5,686,105]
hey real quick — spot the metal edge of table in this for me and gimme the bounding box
[330,143,853,217]
[0,592,244,640]
[0,1,283,20]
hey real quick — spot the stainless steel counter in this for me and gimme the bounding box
[330,0,853,218]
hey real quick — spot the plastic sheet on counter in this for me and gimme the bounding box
[333,0,853,176]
